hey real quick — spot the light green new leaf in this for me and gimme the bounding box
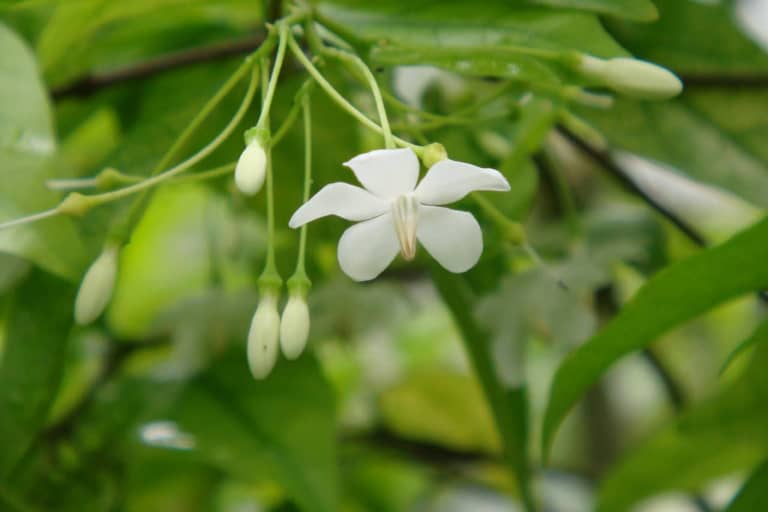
[597,344,768,511]
[171,352,338,512]
[0,270,75,479]
[724,460,768,512]
[542,215,768,457]
[0,22,86,280]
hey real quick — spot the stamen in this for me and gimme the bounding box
[392,194,419,260]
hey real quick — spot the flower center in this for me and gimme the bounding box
[391,193,419,261]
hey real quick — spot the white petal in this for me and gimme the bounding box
[344,148,420,199]
[417,205,482,273]
[337,213,400,281]
[415,159,510,205]
[288,183,389,228]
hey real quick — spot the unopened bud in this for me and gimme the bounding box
[247,292,280,379]
[577,55,682,100]
[74,245,119,325]
[421,142,447,169]
[234,141,267,196]
[279,293,310,360]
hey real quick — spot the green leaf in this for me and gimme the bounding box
[607,0,768,74]
[171,352,338,512]
[720,316,768,375]
[724,459,768,512]
[526,0,658,22]
[0,21,86,280]
[597,345,768,511]
[0,270,75,479]
[542,215,768,457]
[317,0,629,81]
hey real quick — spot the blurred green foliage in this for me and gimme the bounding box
[1,0,767,511]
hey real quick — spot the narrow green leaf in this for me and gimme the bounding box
[542,215,768,457]
[172,352,338,512]
[724,459,768,512]
[0,270,75,479]
[597,344,768,511]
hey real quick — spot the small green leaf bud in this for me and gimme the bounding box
[421,142,448,169]
[247,292,280,379]
[74,245,119,325]
[577,55,683,100]
[279,293,310,360]
[234,141,267,196]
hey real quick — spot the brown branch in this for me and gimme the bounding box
[51,32,267,100]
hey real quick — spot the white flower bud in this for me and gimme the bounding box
[74,245,119,325]
[234,141,267,196]
[578,55,683,100]
[247,292,280,379]
[279,294,310,360]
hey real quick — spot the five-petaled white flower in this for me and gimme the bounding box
[288,148,510,281]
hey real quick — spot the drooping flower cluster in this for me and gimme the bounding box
[289,147,511,281]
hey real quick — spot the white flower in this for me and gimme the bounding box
[279,293,310,360]
[234,141,267,195]
[247,291,280,379]
[75,245,119,325]
[288,148,510,281]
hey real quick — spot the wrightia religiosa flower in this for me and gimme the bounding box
[247,290,281,379]
[288,148,510,281]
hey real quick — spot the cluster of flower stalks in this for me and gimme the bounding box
[0,7,683,380]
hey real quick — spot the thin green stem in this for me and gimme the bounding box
[294,95,313,278]
[173,162,236,184]
[259,62,280,288]
[0,208,59,231]
[255,23,289,131]
[321,46,395,148]
[271,79,315,146]
[84,63,259,208]
[286,34,423,156]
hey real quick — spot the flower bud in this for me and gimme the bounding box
[279,293,310,360]
[421,142,447,169]
[234,141,267,196]
[577,55,682,100]
[247,292,280,379]
[74,245,119,325]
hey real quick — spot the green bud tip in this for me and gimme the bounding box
[421,142,448,169]
[58,192,93,217]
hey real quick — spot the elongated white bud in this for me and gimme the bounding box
[234,141,267,196]
[577,55,682,100]
[279,294,310,360]
[247,292,280,379]
[75,245,119,325]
